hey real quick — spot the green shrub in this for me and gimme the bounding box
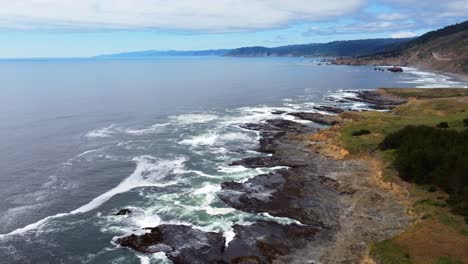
[380,125,468,217]
[436,122,449,128]
[463,118,468,127]
[436,256,463,264]
[352,129,371,136]
[370,240,412,264]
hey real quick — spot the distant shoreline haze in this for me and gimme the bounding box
[95,38,413,59]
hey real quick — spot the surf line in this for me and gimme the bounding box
[0,155,185,238]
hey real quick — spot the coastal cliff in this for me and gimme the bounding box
[334,21,468,75]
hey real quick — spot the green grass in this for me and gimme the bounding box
[370,240,413,264]
[380,88,468,99]
[435,256,463,264]
[338,96,468,154]
[335,90,468,263]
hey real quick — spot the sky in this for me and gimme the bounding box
[0,0,467,58]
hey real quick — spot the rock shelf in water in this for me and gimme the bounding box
[116,93,410,263]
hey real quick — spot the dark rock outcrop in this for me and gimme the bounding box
[313,106,345,114]
[116,225,225,264]
[114,209,132,216]
[288,112,342,125]
[218,168,341,227]
[223,221,322,263]
[271,110,286,115]
[344,90,407,109]
[387,66,403,72]
[221,119,342,227]
[230,156,282,168]
[117,113,409,263]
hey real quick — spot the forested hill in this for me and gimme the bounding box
[226,38,412,57]
[334,20,468,74]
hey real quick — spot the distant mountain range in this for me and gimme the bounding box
[226,38,412,57]
[97,38,413,59]
[96,20,468,75]
[334,20,468,74]
[96,49,231,58]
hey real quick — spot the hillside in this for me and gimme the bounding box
[334,21,468,74]
[97,38,411,59]
[226,38,412,57]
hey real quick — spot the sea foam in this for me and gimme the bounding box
[1,156,186,237]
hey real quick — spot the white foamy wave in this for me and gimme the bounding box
[327,89,359,101]
[179,131,255,148]
[137,253,172,264]
[224,106,299,126]
[179,133,218,147]
[0,212,71,237]
[86,125,116,138]
[402,67,468,88]
[1,156,187,237]
[169,114,219,124]
[217,165,249,174]
[261,212,305,226]
[86,123,167,138]
[76,148,103,158]
[174,168,218,178]
[72,156,187,214]
[65,147,108,165]
[123,123,169,136]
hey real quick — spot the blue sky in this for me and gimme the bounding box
[0,0,467,58]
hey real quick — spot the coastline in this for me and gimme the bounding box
[332,58,468,81]
[2,61,466,263]
[116,86,468,263]
[115,90,414,263]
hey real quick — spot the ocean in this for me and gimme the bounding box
[0,57,466,263]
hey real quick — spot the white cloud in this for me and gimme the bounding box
[376,13,408,21]
[391,32,417,38]
[0,0,365,31]
[383,0,468,17]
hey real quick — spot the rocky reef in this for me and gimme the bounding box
[116,94,410,263]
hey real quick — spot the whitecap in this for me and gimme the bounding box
[169,114,219,124]
[401,67,468,88]
[123,123,169,136]
[179,133,218,147]
[71,156,187,214]
[179,131,255,148]
[85,125,116,138]
[0,156,187,237]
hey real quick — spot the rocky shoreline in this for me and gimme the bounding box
[115,91,410,264]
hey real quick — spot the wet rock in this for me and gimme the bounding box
[242,119,316,153]
[116,225,225,264]
[324,97,347,103]
[230,156,282,168]
[271,110,286,115]
[288,112,342,126]
[313,106,344,114]
[388,66,403,72]
[114,209,132,216]
[117,110,409,263]
[223,221,323,263]
[344,90,407,107]
[219,167,341,227]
